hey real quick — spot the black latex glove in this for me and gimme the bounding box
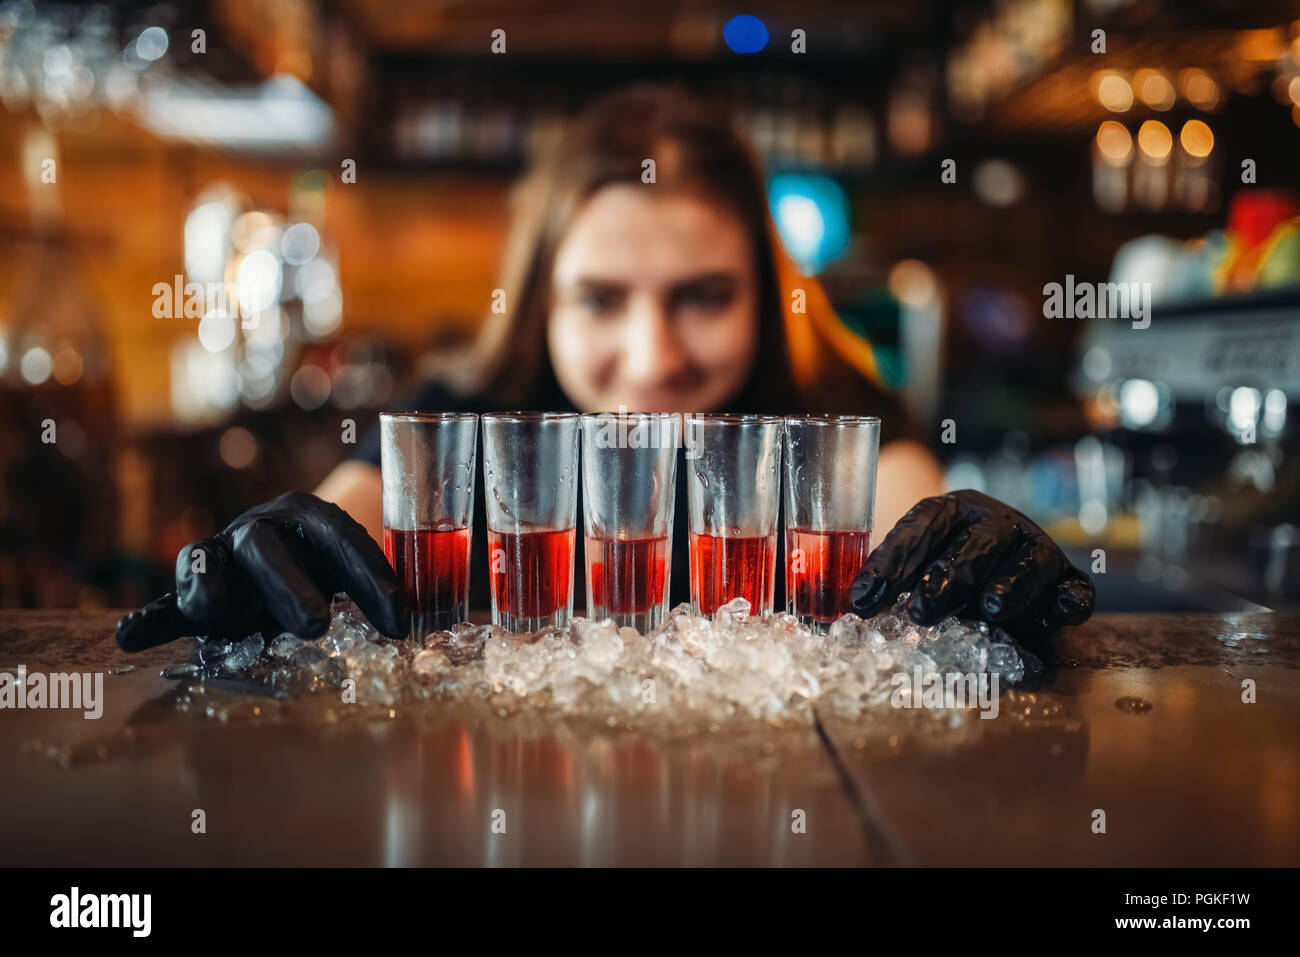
[849,489,1095,640]
[116,492,407,652]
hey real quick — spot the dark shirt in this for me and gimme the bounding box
[351,363,918,613]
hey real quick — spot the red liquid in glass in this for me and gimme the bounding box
[689,532,776,616]
[488,527,575,622]
[587,535,669,620]
[383,525,472,634]
[785,528,872,624]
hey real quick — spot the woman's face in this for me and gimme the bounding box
[547,184,759,413]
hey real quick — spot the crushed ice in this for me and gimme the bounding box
[175,593,1036,727]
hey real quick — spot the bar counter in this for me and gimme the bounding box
[1,610,1296,866]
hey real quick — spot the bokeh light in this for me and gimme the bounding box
[20,346,52,385]
[236,249,282,317]
[289,364,331,409]
[768,175,849,274]
[1135,69,1175,110]
[973,159,1025,206]
[185,201,234,284]
[1093,71,1134,112]
[134,26,169,63]
[231,211,278,253]
[52,346,83,385]
[1229,386,1262,432]
[1179,119,1214,159]
[1137,120,1173,162]
[888,259,938,307]
[1096,121,1133,164]
[219,426,257,468]
[197,310,237,353]
[281,223,321,265]
[1179,69,1220,110]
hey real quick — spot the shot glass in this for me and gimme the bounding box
[783,415,880,633]
[481,412,580,633]
[379,412,478,638]
[683,414,783,616]
[581,412,680,632]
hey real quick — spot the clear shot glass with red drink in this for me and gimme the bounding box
[580,411,680,632]
[783,415,880,633]
[481,412,580,634]
[379,412,479,638]
[683,414,783,617]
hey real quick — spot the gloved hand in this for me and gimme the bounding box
[849,489,1095,640]
[116,492,407,652]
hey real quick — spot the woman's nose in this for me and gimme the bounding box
[621,301,689,385]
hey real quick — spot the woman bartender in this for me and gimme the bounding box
[118,85,1095,652]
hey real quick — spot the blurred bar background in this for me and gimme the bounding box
[0,0,1297,613]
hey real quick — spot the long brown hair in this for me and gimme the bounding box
[467,83,889,415]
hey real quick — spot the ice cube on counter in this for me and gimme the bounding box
[173,592,1026,727]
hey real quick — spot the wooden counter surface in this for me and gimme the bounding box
[1,610,1296,866]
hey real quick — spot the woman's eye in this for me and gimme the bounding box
[581,291,624,317]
